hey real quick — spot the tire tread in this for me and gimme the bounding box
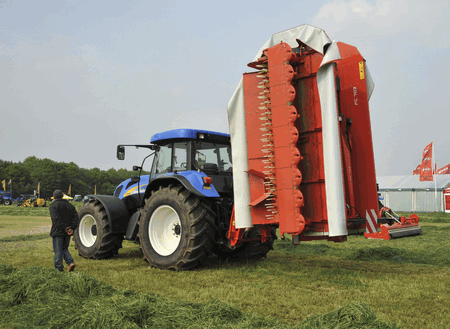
[138,186,214,270]
[75,200,123,260]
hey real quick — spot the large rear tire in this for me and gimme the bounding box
[74,200,123,259]
[3,199,12,206]
[138,185,214,270]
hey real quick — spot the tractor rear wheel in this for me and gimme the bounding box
[3,199,12,206]
[138,185,214,270]
[74,200,123,259]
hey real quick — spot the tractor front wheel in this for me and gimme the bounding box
[74,200,123,259]
[138,185,214,270]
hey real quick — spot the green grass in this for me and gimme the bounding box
[0,202,84,218]
[1,210,449,328]
[0,216,50,238]
[398,211,450,223]
[0,202,83,238]
[0,265,397,329]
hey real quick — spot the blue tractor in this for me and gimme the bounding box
[74,129,274,270]
[0,191,13,205]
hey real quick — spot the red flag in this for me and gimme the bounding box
[437,164,450,175]
[419,142,433,181]
[413,164,420,175]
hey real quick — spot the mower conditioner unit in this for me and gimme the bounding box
[74,24,420,270]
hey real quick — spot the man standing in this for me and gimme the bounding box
[49,189,78,272]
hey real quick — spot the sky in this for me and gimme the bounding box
[1,0,449,176]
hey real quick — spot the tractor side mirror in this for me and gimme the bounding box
[117,145,125,160]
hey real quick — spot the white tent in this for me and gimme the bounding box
[377,174,450,212]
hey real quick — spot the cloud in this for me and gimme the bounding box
[2,0,448,176]
[1,26,231,170]
[168,108,228,133]
[312,0,450,47]
[311,0,450,175]
[1,34,130,166]
[171,85,189,97]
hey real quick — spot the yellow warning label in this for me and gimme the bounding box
[359,61,365,80]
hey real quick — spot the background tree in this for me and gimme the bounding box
[2,163,32,197]
[1,156,141,199]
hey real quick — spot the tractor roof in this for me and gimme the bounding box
[150,129,230,144]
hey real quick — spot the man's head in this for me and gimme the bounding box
[53,190,64,199]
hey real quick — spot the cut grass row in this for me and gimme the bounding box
[0,265,398,329]
[0,209,449,328]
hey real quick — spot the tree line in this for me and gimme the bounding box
[0,156,140,199]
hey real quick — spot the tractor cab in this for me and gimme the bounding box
[114,129,233,202]
[150,129,233,196]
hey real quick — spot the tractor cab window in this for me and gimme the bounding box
[173,142,188,172]
[152,143,172,176]
[193,141,232,173]
[151,142,189,177]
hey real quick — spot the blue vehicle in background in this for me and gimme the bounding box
[0,191,13,205]
[74,129,273,270]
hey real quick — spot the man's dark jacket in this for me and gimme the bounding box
[49,199,79,237]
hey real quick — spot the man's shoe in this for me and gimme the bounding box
[68,263,76,272]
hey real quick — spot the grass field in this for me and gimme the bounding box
[0,205,449,328]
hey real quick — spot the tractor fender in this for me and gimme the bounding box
[85,195,130,234]
[125,210,140,241]
[146,171,220,198]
